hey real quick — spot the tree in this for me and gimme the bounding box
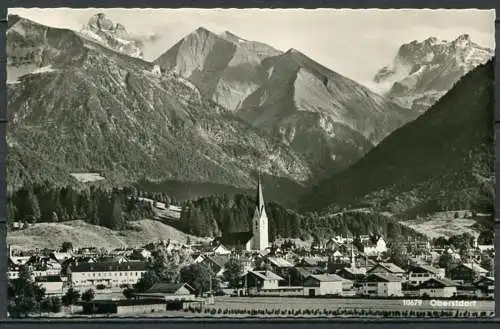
[62,288,80,307]
[134,270,160,293]
[8,265,46,317]
[438,253,460,275]
[388,243,410,269]
[24,189,41,223]
[40,296,62,313]
[434,236,449,248]
[61,241,73,252]
[81,289,95,302]
[123,287,135,299]
[180,263,216,297]
[223,258,243,288]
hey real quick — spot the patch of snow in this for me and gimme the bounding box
[31,65,56,74]
[70,173,105,183]
[80,28,106,44]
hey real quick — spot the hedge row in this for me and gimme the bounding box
[184,307,494,318]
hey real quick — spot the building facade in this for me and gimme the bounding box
[71,261,148,287]
[359,273,403,297]
[418,278,458,298]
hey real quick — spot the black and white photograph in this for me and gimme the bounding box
[4,8,496,318]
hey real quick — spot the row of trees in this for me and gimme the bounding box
[8,183,155,230]
[176,194,423,242]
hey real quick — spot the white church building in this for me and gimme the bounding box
[220,176,269,251]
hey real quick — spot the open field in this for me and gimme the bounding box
[400,211,479,239]
[7,219,208,250]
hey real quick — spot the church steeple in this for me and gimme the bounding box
[256,172,265,215]
[248,171,269,251]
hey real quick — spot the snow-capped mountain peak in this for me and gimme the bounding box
[80,13,144,58]
[373,34,493,112]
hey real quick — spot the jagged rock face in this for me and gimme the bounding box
[302,61,494,215]
[155,28,282,112]
[80,13,144,58]
[373,35,493,112]
[6,16,313,192]
[156,30,416,178]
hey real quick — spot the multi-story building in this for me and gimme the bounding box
[71,261,149,287]
[418,277,458,298]
[359,273,403,297]
[407,264,445,286]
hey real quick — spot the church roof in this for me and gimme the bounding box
[221,231,253,245]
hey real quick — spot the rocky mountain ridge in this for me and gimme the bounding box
[373,34,493,112]
[302,60,494,217]
[80,13,144,58]
[156,28,417,178]
[6,15,312,196]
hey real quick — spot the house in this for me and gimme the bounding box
[418,277,458,298]
[363,237,388,256]
[407,264,445,286]
[359,273,403,297]
[367,262,405,278]
[35,275,65,295]
[199,255,230,277]
[296,256,328,269]
[288,266,324,286]
[303,274,353,297]
[71,261,149,287]
[51,252,73,263]
[25,255,62,278]
[474,276,494,298]
[325,239,341,251]
[338,266,367,282]
[134,282,197,300]
[477,245,494,252]
[242,270,284,291]
[265,257,294,278]
[449,262,488,283]
[213,244,231,255]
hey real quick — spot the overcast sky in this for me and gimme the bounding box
[9,8,496,89]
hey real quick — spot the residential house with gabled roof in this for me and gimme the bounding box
[35,275,65,295]
[367,262,406,278]
[338,266,367,282]
[288,266,324,286]
[449,262,488,283]
[474,276,494,298]
[363,236,388,256]
[418,277,458,298]
[242,270,284,292]
[407,263,445,286]
[25,255,62,278]
[198,255,230,277]
[303,274,353,297]
[134,282,197,300]
[265,256,294,278]
[359,273,403,297]
[213,244,231,255]
[296,256,328,269]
